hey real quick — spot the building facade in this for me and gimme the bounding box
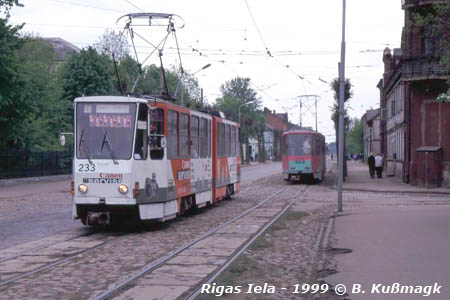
[362,108,381,162]
[380,0,450,187]
[263,108,289,161]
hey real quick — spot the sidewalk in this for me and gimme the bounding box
[337,160,450,194]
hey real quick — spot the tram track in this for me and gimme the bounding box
[0,229,97,264]
[0,232,130,288]
[91,185,310,300]
[185,186,311,300]
[0,176,299,299]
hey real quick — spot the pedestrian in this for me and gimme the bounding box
[375,153,384,178]
[368,152,375,179]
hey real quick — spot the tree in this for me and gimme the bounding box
[346,118,364,155]
[330,77,353,147]
[0,0,22,18]
[93,29,129,61]
[60,47,116,101]
[216,77,264,163]
[330,78,353,177]
[412,3,450,102]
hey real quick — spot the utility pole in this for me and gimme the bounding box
[337,0,346,213]
[200,88,204,106]
[315,96,318,132]
[299,98,302,128]
[298,95,319,131]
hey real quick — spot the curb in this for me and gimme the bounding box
[341,187,450,196]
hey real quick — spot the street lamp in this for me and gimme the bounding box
[175,63,211,106]
[192,63,211,75]
[238,100,257,124]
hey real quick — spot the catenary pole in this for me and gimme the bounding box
[337,0,346,212]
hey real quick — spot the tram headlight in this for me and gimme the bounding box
[118,184,129,194]
[78,184,88,194]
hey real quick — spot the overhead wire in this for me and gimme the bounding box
[243,0,272,57]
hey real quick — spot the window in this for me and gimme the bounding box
[149,108,164,160]
[218,123,225,157]
[134,103,148,160]
[225,124,231,157]
[231,126,236,156]
[391,98,396,118]
[191,116,199,158]
[208,120,211,157]
[237,128,241,156]
[200,118,208,158]
[287,134,312,156]
[180,113,190,158]
[76,103,136,160]
[167,110,178,159]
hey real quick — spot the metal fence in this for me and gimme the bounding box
[0,150,73,179]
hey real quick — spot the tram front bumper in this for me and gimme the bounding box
[74,197,136,205]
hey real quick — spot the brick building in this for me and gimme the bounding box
[379,0,450,187]
[263,108,289,161]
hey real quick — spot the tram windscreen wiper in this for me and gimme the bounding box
[101,130,119,164]
[78,129,92,164]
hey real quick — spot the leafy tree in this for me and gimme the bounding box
[60,47,116,101]
[330,77,353,177]
[8,37,70,151]
[93,29,129,61]
[412,3,450,102]
[216,77,264,163]
[330,77,353,147]
[0,0,22,18]
[346,118,364,155]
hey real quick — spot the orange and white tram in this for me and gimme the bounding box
[72,96,241,225]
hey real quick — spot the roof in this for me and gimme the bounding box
[363,108,380,122]
[43,37,80,62]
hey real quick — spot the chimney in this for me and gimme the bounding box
[383,47,392,74]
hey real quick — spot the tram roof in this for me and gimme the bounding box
[73,95,239,124]
[282,130,324,137]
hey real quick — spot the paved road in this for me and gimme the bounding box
[0,161,281,250]
[327,205,450,299]
[324,161,450,300]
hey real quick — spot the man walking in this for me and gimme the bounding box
[368,153,375,179]
[375,153,384,178]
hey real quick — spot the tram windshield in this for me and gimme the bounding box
[76,102,137,160]
[287,134,312,156]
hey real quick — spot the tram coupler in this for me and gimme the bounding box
[87,211,111,226]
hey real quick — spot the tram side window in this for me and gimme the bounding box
[134,104,148,160]
[281,135,286,155]
[200,118,208,158]
[149,108,164,160]
[167,110,178,159]
[180,113,190,158]
[237,128,241,156]
[218,123,225,157]
[225,124,231,157]
[231,126,236,156]
[191,116,199,159]
[208,120,211,158]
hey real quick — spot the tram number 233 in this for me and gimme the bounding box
[78,163,96,172]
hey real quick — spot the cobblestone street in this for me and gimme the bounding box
[1,161,450,300]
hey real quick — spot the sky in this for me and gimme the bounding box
[9,0,405,142]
